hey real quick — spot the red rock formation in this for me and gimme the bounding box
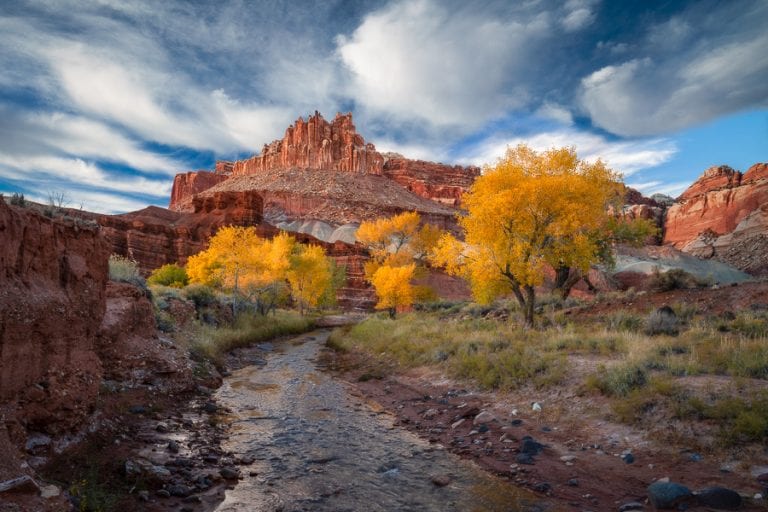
[232,111,384,176]
[169,171,229,210]
[664,163,768,275]
[88,191,264,273]
[381,158,480,206]
[0,199,107,431]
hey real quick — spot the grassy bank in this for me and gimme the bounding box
[328,304,768,450]
[188,310,315,363]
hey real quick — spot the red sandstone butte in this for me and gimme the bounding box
[168,112,479,211]
[233,111,384,176]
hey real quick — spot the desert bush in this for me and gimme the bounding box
[183,284,217,309]
[645,306,680,336]
[107,254,145,288]
[147,263,189,287]
[649,268,710,292]
[588,363,648,397]
[675,391,768,445]
[605,311,644,332]
[10,192,25,207]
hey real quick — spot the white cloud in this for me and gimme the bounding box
[535,102,574,125]
[580,10,768,136]
[562,8,594,31]
[0,155,172,198]
[337,0,548,129]
[457,128,677,177]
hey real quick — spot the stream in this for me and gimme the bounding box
[213,330,546,512]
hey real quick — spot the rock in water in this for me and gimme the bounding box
[647,481,693,509]
[695,487,742,510]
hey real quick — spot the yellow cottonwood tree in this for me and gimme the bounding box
[187,227,337,316]
[432,144,622,326]
[287,244,335,314]
[369,263,416,318]
[357,211,442,315]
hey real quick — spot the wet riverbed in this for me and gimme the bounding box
[214,330,546,512]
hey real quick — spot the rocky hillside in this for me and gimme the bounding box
[168,111,479,231]
[664,163,768,275]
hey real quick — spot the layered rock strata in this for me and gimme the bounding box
[664,163,768,275]
[0,199,107,432]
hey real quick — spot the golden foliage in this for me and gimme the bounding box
[186,226,336,314]
[369,263,416,314]
[431,144,623,325]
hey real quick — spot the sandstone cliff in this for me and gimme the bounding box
[167,112,478,222]
[664,163,768,275]
[0,199,107,432]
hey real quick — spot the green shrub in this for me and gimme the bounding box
[589,363,648,397]
[10,192,25,207]
[183,284,217,309]
[605,311,644,332]
[107,254,145,288]
[645,306,680,336]
[147,263,189,287]
[649,268,709,292]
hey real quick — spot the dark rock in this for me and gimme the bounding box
[623,453,635,464]
[533,482,551,493]
[516,453,535,465]
[430,474,451,487]
[25,433,52,455]
[167,484,193,497]
[695,487,742,510]
[167,440,180,453]
[647,481,693,509]
[567,478,579,487]
[156,489,171,498]
[478,424,489,433]
[689,453,702,462]
[220,467,240,480]
[129,405,147,414]
[511,419,523,426]
[203,402,218,413]
[520,436,544,455]
[618,502,644,511]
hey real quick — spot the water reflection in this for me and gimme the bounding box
[215,331,548,512]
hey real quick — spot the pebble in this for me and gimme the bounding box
[423,408,439,419]
[560,455,577,462]
[473,411,496,426]
[167,484,193,497]
[567,478,579,487]
[520,436,544,455]
[618,502,644,511]
[156,489,171,498]
[167,440,180,453]
[622,453,635,464]
[129,405,147,414]
[430,474,451,487]
[203,402,218,413]
[451,419,465,429]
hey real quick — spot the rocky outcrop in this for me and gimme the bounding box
[664,163,768,275]
[86,191,264,273]
[168,112,478,219]
[169,171,229,210]
[381,158,479,206]
[0,199,108,433]
[232,111,384,176]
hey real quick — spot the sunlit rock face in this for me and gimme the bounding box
[167,112,478,219]
[664,163,768,275]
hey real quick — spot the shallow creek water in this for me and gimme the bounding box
[214,330,545,512]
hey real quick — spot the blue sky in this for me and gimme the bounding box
[0,0,766,213]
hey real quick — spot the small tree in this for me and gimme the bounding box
[432,144,623,327]
[287,244,335,314]
[147,263,189,288]
[369,263,416,318]
[357,211,441,314]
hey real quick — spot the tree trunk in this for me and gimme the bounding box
[388,307,396,319]
[523,284,535,327]
[553,266,583,300]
